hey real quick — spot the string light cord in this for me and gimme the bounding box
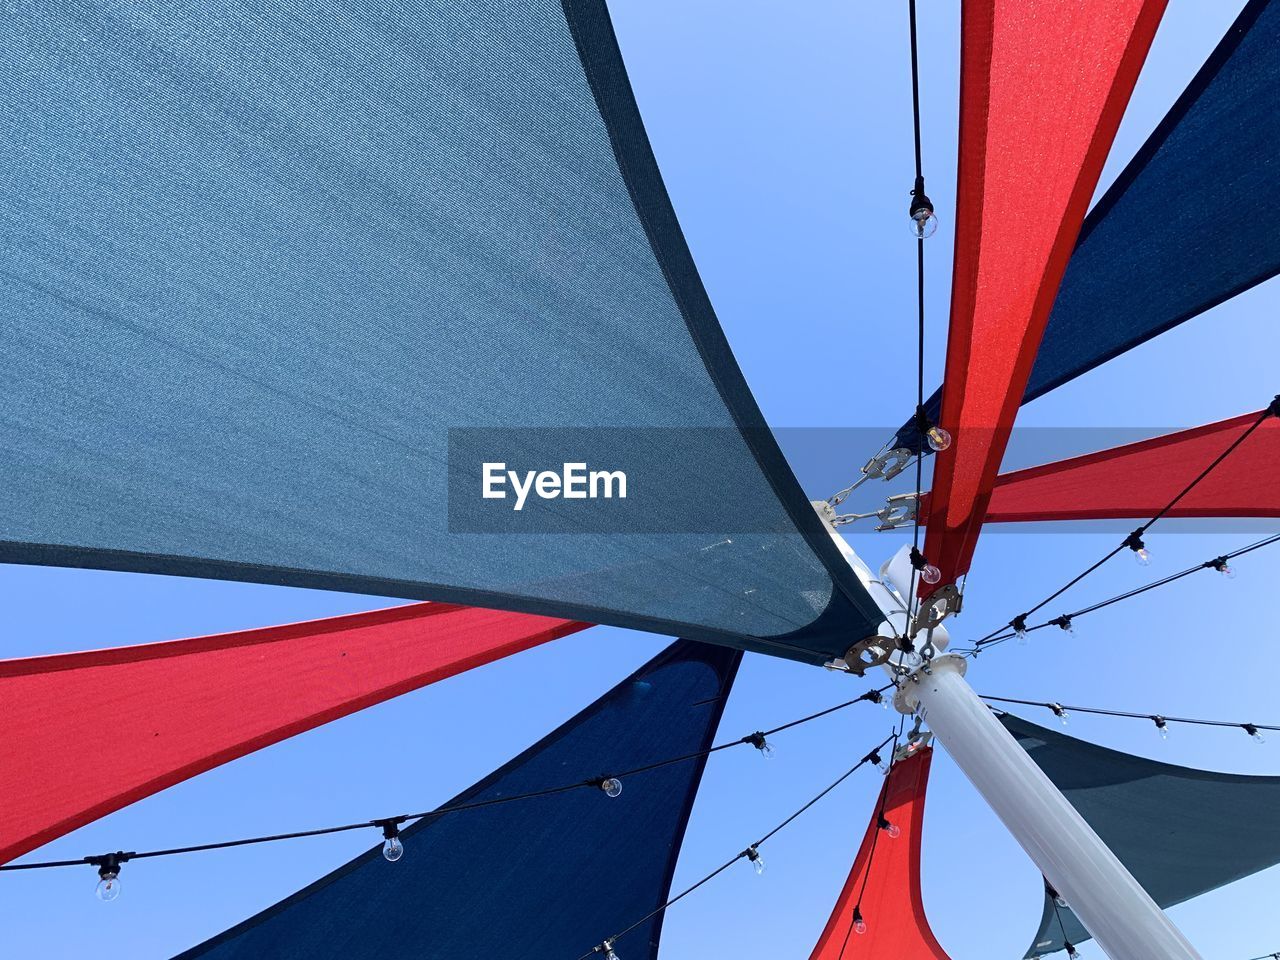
[972,401,1278,648]
[964,532,1280,653]
[0,683,897,875]
[982,695,1278,738]
[1049,892,1079,959]
[838,715,907,958]
[578,731,897,960]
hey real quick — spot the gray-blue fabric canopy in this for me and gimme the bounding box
[894,0,1280,453]
[0,0,884,664]
[1001,714,1280,958]
[174,640,740,959]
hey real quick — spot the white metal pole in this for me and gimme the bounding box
[903,655,1201,960]
[812,504,1202,960]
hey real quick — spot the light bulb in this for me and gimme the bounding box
[925,424,951,452]
[1051,704,1069,726]
[920,562,942,585]
[1244,724,1266,744]
[1134,545,1152,566]
[1154,717,1169,740]
[1065,941,1080,960]
[383,836,404,862]
[600,777,623,797]
[879,817,901,839]
[910,207,938,239]
[1212,559,1236,578]
[852,907,868,935]
[95,870,121,903]
[1012,616,1029,645]
[600,939,619,960]
[746,846,765,876]
[1053,616,1075,636]
[746,732,776,759]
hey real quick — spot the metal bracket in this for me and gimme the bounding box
[910,583,962,635]
[894,730,933,762]
[863,447,914,482]
[839,635,896,677]
[874,492,919,531]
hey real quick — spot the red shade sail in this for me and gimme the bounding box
[0,603,586,865]
[922,0,1167,590]
[808,745,949,960]
[974,411,1279,523]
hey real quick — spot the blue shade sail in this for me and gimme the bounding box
[0,0,884,662]
[1001,714,1280,957]
[174,640,741,960]
[894,0,1280,453]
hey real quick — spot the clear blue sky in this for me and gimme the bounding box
[5,2,1278,957]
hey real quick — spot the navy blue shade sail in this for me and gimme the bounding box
[894,0,1280,453]
[174,639,741,960]
[0,0,884,662]
[1002,714,1280,957]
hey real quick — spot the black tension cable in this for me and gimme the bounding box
[966,532,1280,654]
[973,401,1279,648]
[0,683,896,875]
[577,731,898,960]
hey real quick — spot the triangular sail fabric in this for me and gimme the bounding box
[923,410,1280,524]
[1001,714,1280,957]
[919,0,1166,590]
[807,745,951,960]
[896,0,1280,452]
[0,0,883,665]
[0,603,585,865]
[174,640,740,960]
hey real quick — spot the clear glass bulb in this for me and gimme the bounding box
[748,849,766,876]
[1156,720,1169,741]
[1066,944,1080,960]
[1218,562,1236,579]
[1015,627,1029,646]
[925,424,951,452]
[601,777,623,797]
[95,871,121,903]
[910,208,938,239]
[1134,546,1152,566]
[1246,725,1266,744]
[886,822,901,840]
[1053,893,1068,909]
[1052,706,1069,726]
[853,909,868,935]
[601,939,619,960]
[920,563,942,585]
[383,836,404,862]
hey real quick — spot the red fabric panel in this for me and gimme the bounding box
[807,746,949,960]
[923,0,1167,590]
[0,604,586,865]
[972,411,1277,523]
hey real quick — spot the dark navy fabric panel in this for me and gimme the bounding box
[0,0,882,660]
[174,640,740,960]
[1002,714,1280,956]
[894,0,1280,454]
